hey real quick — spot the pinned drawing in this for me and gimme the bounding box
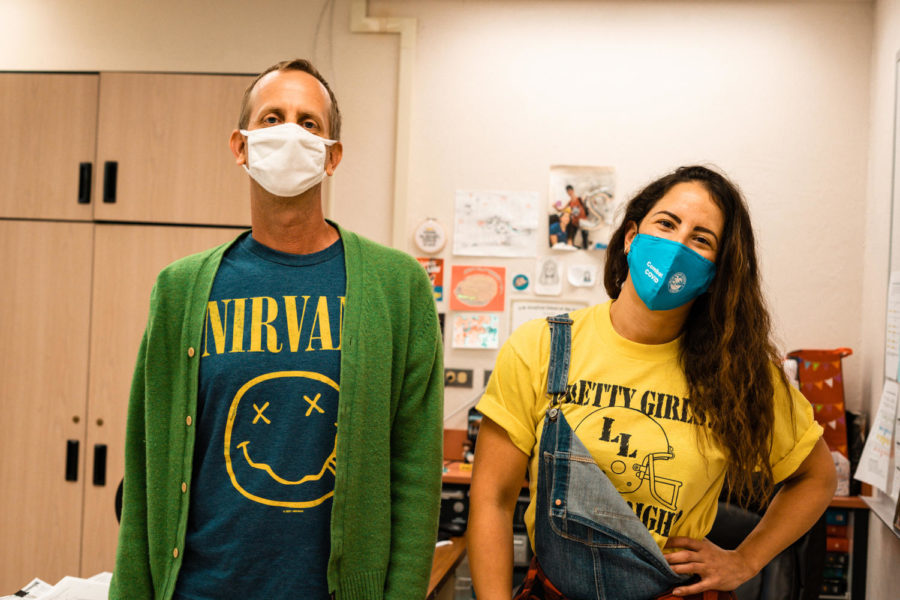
[548,166,619,250]
[454,190,539,257]
[567,264,598,288]
[450,265,506,311]
[534,256,562,296]
[416,257,444,302]
[452,313,501,349]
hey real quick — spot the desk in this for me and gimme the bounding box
[427,536,466,599]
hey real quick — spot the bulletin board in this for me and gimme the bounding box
[868,53,900,535]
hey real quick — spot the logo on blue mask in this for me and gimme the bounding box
[626,234,716,311]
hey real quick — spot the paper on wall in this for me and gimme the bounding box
[451,313,500,349]
[854,379,898,494]
[509,300,589,334]
[534,256,562,296]
[567,264,597,288]
[886,271,900,380]
[453,190,540,257]
[892,412,900,500]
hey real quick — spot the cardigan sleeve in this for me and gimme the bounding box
[108,320,155,599]
[383,267,444,600]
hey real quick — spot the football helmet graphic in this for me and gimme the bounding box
[575,406,683,511]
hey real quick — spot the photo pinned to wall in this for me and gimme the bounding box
[450,265,506,311]
[510,300,589,334]
[452,313,501,349]
[534,256,562,296]
[454,190,539,257]
[567,264,598,288]
[548,165,619,250]
[416,257,444,302]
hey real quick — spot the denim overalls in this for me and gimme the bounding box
[532,314,690,600]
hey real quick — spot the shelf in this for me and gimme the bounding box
[861,492,900,539]
[829,496,869,510]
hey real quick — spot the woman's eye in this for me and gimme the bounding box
[657,218,674,229]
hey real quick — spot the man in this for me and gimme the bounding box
[564,184,590,249]
[109,59,444,600]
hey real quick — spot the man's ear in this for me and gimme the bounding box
[229,129,247,166]
[325,142,343,176]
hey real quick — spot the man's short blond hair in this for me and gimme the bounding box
[237,58,341,141]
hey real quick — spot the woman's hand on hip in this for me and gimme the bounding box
[662,536,757,596]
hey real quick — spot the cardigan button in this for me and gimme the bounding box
[187,347,195,358]
[173,547,179,558]
[186,415,192,426]
[181,482,187,493]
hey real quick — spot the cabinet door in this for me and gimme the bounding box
[93,73,253,226]
[80,223,242,577]
[0,74,98,220]
[0,221,93,591]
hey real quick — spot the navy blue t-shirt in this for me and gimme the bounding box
[174,232,345,600]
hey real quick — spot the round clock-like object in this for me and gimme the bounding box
[413,218,447,254]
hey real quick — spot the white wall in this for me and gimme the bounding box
[371,0,873,421]
[859,0,900,595]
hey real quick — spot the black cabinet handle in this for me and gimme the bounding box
[92,444,108,486]
[103,161,118,203]
[65,440,79,482]
[78,162,92,204]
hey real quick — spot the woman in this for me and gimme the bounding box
[469,165,836,599]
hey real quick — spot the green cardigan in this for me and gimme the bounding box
[109,226,444,600]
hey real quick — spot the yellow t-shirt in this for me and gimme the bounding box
[476,300,823,551]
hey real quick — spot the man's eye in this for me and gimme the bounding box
[301,120,317,129]
[263,115,280,124]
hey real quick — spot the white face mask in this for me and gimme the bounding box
[240,123,337,197]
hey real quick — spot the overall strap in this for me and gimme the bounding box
[546,313,573,407]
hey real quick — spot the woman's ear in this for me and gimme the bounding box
[623,221,638,253]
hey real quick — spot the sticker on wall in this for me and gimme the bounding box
[413,218,447,254]
[510,300,589,334]
[416,257,445,302]
[534,257,562,296]
[548,165,619,250]
[454,190,539,257]
[567,264,598,288]
[511,273,530,292]
[450,265,506,312]
[451,312,501,349]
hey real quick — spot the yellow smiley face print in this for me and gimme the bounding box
[224,370,338,508]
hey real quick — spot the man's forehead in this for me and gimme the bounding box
[248,69,331,116]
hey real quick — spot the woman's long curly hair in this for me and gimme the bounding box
[604,165,786,507]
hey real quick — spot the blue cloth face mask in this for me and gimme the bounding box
[626,233,716,311]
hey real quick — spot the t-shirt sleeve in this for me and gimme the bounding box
[769,367,825,483]
[476,319,546,456]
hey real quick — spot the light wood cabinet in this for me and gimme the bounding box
[0,220,94,589]
[0,74,97,220]
[0,70,253,591]
[93,73,253,225]
[0,71,253,225]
